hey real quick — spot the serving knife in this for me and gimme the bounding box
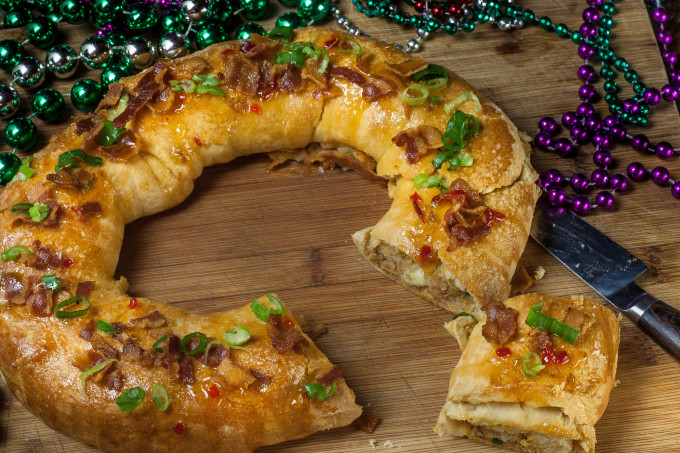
[530,197,680,362]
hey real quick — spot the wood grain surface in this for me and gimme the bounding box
[2,1,680,452]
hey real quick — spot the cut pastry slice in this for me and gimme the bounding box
[435,294,620,453]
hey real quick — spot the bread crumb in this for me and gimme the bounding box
[369,439,377,448]
[383,440,395,448]
[534,266,545,280]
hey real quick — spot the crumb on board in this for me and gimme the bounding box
[383,440,396,448]
[369,439,377,448]
[534,266,545,280]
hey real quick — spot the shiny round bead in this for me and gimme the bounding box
[578,84,598,102]
[522,9,535,22]
[547,187,566,206]
[554,138,574,157]
[3,8,30,28]
[631,134,649,153]
[298,0,331,22]
[655,142,674,159]
[91,0,120,22]
[609,123,627,139]
[60,0,89,24]
[577,44,595,60]
[0,39,24,71]
[610,174,628,192]
[577,64,597,83]
[0,152,21,186]
[161,7,188,33]
[240,0,268,20]
[603,80,619,93]
[158,31,190,59]
[329,4,340,16]
[570,173,589,193]
[4,117,37,151]
[570,31,584,44]
[11,57,46,89]
[593,150,612,168]
[80,36,111,69]
[571,195,591,214]
[127,3,157,32]
[653,8,669,24]
[181,0,209,21]
[613,57,629,71]
[70,78,104,112]
[591,169,609,187]
[195,22,227,50]
[671,181,680,200]
[123,37,156,70]
[579,22,597,39]
[583,7,599,23]
[45,44,78,79]
[585,116,601,132]
[651,166,670,185]
[208,0,234,24]
[497,17,512,31]
[33,0,57,12]
[600,65,614,80]
[570,125,590,144]
[534,132,552,150]
[576,102,594,118]
[592,132,611,149]
[561,111,578,127]
[538,116,558,135]
[595,191,614,210]
[538,16,552,30]
[0,84,20,119]
[347,26,361,36]
[406,39,420,52]
[544,169,564,187]
[0,0,23,12]
[235,22,265,40]
[31,87,64,122]
[657,29,672,46]
[511,17,524,29]
[626,162,647,182]
[100,64,130,87]
[599,16,613,27]
[278,0,298,7]
[276,11,306,29]
[663,51,677,67]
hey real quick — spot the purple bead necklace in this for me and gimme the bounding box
[535,0,680,214]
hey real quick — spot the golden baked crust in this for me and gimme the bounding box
[0,26,538,451]
[435,294,621,453]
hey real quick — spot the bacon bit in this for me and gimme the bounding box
[410,192,425,222]
[282,317,295,329]
[419,245,434,264]
[76,202,102,221]
[432,190,466,206]
[221,49,235,56]
[63,258,75,268]
[128,298,139,309]
[250,103,261,114]
[76,281,95,298]
[207,384,221,398]
[173,423,185,435]
[193,136,203,147]
[130,310,166,328]
[250,369,272,385]
[481,302,518,347]
[267,313,309,354]
[355,414,380,434]
[496,347,512,358]
[317,366,343,387]
[392,125,443,164]
[323,38,340,49]
[485,208,505,224]
[329,65,367,86]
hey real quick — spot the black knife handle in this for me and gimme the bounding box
[633,295,680,362]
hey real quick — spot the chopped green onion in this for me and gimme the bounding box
[54,149,102,173]
[305,382,337,400]
[96,120,127,146]
[430,96,441,104]
[275,49,306,67]
[339,38,362,56]
[170,79,196,93]
[452,312,479,324]
[268,26,294,43]
[196,85,225,96]
[54,296,90,319]
[116,387,145,412]
[444,91,482,114]
[491,438,504,446]
[521,351,545,377]
[442,110,480,153]
[398,83,429,105]
[151,383,170,411]
[28,203,50,222]
[109,92,129,119]
[97,320,120,334]
[444,152,474,171]
[41,274,62,292]
[11,156,35,182]
[250,294,284,322]
[152,334,168,353]
[525,302,581,345]
[223,325,251,347]
[422,77,448,92]
[10,202,32,214]
[1,245,32,262]
[413,173,447,190]
[191,73,210,83]
[180,331,208,356]
[432,149,457,169]
[81,358,117,391]
[412,64,448,84]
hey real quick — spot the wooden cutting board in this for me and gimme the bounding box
[1,1,680,451]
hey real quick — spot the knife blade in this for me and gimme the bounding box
[530,197,680,362]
